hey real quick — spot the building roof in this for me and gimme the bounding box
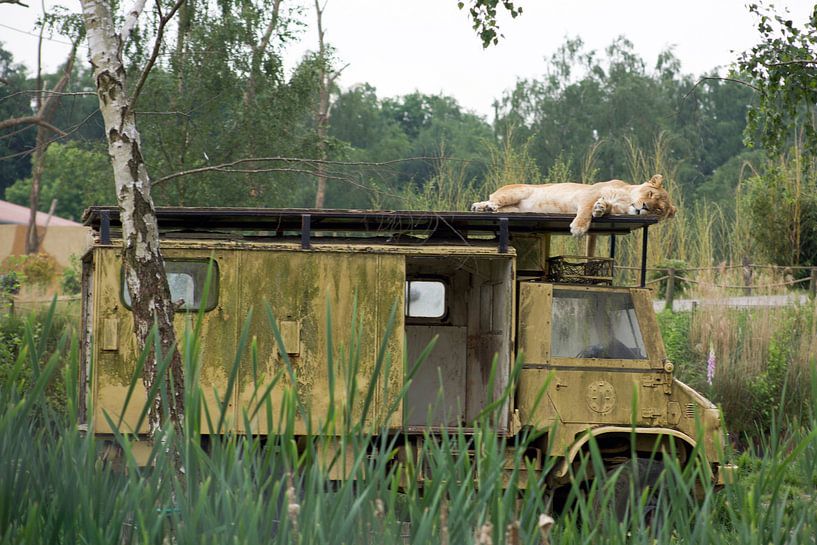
[0,199,81,227]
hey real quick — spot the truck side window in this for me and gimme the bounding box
[122,260,219,312]
[405,280,446,318]
[551,290,646,360]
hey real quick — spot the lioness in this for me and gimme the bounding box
[471,174,676,237]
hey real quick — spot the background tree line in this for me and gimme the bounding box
[1,1,815,268]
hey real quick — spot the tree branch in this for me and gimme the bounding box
[153,156,447,186]
[683,76,760,103]
[156,163,408,200]
[0,0,30,6]
[242,0,282,106]
[0,116,68,136]
[39,39,80,122]
[120,0,148,46]
[765,59,817,67]
[130,0,185,111]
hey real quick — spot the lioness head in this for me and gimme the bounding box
[628,174,677,220]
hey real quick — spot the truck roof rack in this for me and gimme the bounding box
[83,206,658,242]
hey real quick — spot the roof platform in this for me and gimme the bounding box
[83,207,658,286]
[83,206,658,243]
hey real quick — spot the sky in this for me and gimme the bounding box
[1,0,815,118]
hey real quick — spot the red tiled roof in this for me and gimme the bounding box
[0,199,81,227]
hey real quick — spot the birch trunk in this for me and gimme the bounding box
[81,0,184,438]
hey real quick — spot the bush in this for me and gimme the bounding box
[0,254,58,288]
[671,302,817,440]
[740,163,817,266]
[60,256,81,295]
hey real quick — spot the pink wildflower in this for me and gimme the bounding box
[706,346,716,385]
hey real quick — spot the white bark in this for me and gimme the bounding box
[120,0,148,44]
[80,0,184,438]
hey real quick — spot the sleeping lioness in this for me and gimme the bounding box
[471,174,676,237]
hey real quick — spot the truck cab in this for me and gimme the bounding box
[79,207,728,488]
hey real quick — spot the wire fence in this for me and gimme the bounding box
[615,262,817,301]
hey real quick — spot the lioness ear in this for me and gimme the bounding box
[646,174,664,188]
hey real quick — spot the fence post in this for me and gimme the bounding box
[742,257,753,295]
[664,268,676,312]
[810,267,817,298]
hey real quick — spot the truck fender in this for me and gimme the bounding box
[553,426,698,480]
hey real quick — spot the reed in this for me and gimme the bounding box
[1,300,816,544]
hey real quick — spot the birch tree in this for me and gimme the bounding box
[79,0,186,438]
[312,0,346,209]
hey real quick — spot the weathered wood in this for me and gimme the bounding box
[664,268,676,312]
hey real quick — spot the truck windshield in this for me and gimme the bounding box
[551,290,646,360]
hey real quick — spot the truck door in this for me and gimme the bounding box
[235,251,406,435]
[517,283,669,435]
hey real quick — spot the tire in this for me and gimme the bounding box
[597,458,663,525]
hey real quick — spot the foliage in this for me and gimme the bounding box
[458,0,523,47]
[738,154,817,266]
[124,0,322,209]
[0,254,58,288]
[738,3,817,155]
[656,309,703,389]
[0,304,72,414]
[683,302,816,439]
[1,305,817,543]
[0,272,21,295]
[651,259,690,298]
[5,142,115,221]
[398,155,483,211]
[60,256,81,296]
[0,44,34,196]
[493,38,755,201]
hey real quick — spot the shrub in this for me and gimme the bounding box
[681,302,816,439]
[60,256,81,295]
[739,162,817,266]
[0,254,58,288]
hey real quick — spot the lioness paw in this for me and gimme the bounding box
[570,219,589,237]
[471,201,498,212]
[592,200,608,218]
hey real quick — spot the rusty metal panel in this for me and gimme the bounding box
[518,282,552,364]
[91,247,239,435]
[543,370,669,427]
[630,288,666,368]
[91,247,149,435]
[516,368,559,429]
[235,251,405,435]
[101,318,118,351]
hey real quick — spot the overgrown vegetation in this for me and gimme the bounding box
[658,301,817,442]
[0,303,816,543]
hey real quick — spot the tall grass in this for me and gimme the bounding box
[2,301,817,543]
